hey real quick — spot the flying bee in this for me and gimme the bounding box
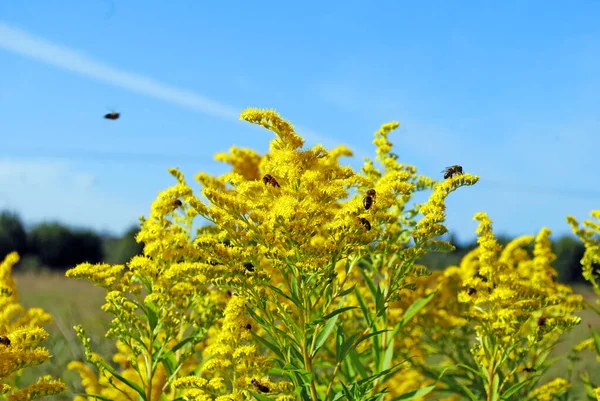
[442,165,464,179]
[262,174,280,188]
[244,262,255,272]
[359,217,371,231]
[363,189,376,210]
[103,111,120,120]
[0,336,10,346]
[251,379,270,393]
[466,287,477,296]
[537,316,547,327]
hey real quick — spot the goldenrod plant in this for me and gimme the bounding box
[392,214,584,401]
[0,252,66,400]
[567,211,600,401]
[66,108,479,400]
[64,107,589,401]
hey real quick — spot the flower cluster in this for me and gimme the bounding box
[0,252,65,400]
[390,213,583,400]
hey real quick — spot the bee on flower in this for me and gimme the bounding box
[363,189,376,210]
[251,378,270,393]
[262,174,280,188]
[442,165,463,179]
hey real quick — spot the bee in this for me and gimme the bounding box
[0,336,10,346]
[251,378,270,393]
[359,217,371,231]
[537,316,547,327]
[522,367,536,373]
[103,111,120,120]
[262,174,280,188]
[442,165,463,179]
[466,287,477,296]
[363,189,376,210]
[245,323,252,330]
[244,262,255,272]
[173,199,183,208]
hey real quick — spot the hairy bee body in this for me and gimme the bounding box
[244,262,255,272]
[359,217,371,231]
[262,174,280,188]
[0,336,10,346]
[466,287,477,296]
[251,379,270,393]
[442,165,463,179]
[363,189,376,210]
[104,111,120,120]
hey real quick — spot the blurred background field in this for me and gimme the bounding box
[12,267,600,401]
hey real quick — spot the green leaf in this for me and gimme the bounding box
[348,349,369,380]
[313,306,357,326]
[312,312,340,357]
[501,376,536,400]
[490,373,500,401]
[457,382,480,401]
[96,360,147,401]
[160,350,177,378]
[249,390,276,401]
[337,283,357,298]
[397,290,437,329]
[591,327,600,356]
[74,393,113,401]
[380,334,395,376]
[355,287,372,325]
[171,335,197,354]
[253,335,286,362]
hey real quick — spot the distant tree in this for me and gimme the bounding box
[114,225,144,263]
[28,223,103,269]
[0,210,28,259]
[553,235,586,283]
[71,229,104,265]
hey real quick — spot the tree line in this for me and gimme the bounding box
[0,210,589,282]
[0,210,143,270]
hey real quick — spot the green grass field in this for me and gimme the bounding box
[13,271,600,401]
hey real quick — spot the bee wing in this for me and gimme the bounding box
[441,166,452,173]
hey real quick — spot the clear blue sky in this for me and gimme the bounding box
[1,1,599,243]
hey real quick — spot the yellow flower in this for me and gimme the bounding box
[528,378,570,401]
[0,253,64,399]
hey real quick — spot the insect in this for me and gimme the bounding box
[262,174,280,188]
[522,367,536,373]
[173,199,182,208]
[363,189,376,210]
[359,217,371,231]
[245,323,252,330]
[466,287,477,296]
[537,316,547,327]
[244,263,255,272]
[103,111,120,120]
[251,379,270,393]
[442,165,464,179]
[0,336,10,346]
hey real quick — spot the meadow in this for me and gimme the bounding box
[12,270,600,401]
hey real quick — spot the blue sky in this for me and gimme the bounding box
[1,0,599,243]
